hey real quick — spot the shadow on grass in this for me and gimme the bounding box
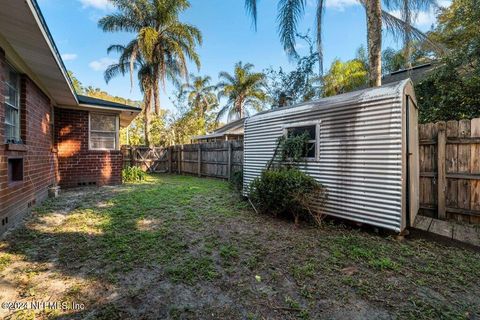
[1,175,244,319]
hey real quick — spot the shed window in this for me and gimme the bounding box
[89,113,119,150]
[286,124,318,159]
[4,65,21,143]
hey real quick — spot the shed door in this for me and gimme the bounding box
[407,96,420,226]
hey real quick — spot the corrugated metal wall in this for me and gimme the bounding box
[244,81,409,232]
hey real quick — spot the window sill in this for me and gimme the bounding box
[5,143,27,152]
[8,180,24,189]
[88,149,121,153]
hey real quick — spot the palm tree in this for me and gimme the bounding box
[99,0,202,115]
[216,62,267,122]
[384,0,439,68]
[245,0,438,86]
[104,45,157,146]
[366,0,383,86]
[323,59,368,97]
[182,75,218,118]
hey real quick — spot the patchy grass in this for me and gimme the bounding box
[0,174,479,319]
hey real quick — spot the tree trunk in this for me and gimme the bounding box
[366,0,382,87]
[237,99,244,119]
[144,89,152,147]
[403,0,412,69]
[153,78,160,115]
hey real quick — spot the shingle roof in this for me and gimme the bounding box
[213,118,245,134]
[77,95,141,112]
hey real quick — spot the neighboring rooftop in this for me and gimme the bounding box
[382,63,436,85]
[193,118,245,141]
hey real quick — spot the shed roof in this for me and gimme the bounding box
[248,79,413,123]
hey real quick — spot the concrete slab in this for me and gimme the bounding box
[413,215,432,231]
[452,224,480,247]
[428,219,454,239]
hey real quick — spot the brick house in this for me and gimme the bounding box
[0,0,141,234]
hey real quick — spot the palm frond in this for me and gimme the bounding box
[277,0,306,59]
[245,0,259,30]
[381,8,446,55]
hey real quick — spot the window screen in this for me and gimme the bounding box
[5,65,20,143]
[287,125,317,159]
[90,113,118,150]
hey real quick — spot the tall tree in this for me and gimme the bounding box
[99,0,202,115]
[104,45,156,146]
[264,34,320,108]
[245,0,436,86]
[216,62,267,121]
[181,75,218,118]
[366,0,383,86]
[67,71,84,94]
[415,0,480,122]
[384,0,439,68]
[322,59,368,97]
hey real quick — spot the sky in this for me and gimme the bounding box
[36,0,445,113]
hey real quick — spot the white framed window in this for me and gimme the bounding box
[5,64,21,143]
[283,120,321,160]
[89,112,119,150]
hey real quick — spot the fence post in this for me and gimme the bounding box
[179,145,183,175]
[197,144,202,177]
[437,122,447,220]
[227,142,233,181]
[132,147,137,167]
[168,146,172,173]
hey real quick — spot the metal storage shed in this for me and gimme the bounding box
[243,80,419,233]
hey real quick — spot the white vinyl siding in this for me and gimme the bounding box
[89,113,119,150]
[5,64,21,143]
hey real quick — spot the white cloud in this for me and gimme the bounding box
[61,53,78,61]
[295,42,307,51]
[389,8,439,28]
[414,10,437,27]
[79,0,113,10]
[437,0,452,8]
[325,0,359,11]
[89,58,116,71]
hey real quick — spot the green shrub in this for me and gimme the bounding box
[278,132,311,163]
[122,166,146,183]
[249,167,326,225]
[230,170,243,192]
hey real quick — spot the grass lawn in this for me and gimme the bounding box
[0,174,479,319]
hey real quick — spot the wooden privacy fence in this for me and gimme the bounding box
[419,118,480,224]
[122,140,244,180]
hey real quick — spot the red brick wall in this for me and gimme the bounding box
[0,47,58,234]
[54,108,122,188]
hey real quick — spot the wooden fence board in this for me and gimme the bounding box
[123,140,244,180]
[419,118,480,224]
